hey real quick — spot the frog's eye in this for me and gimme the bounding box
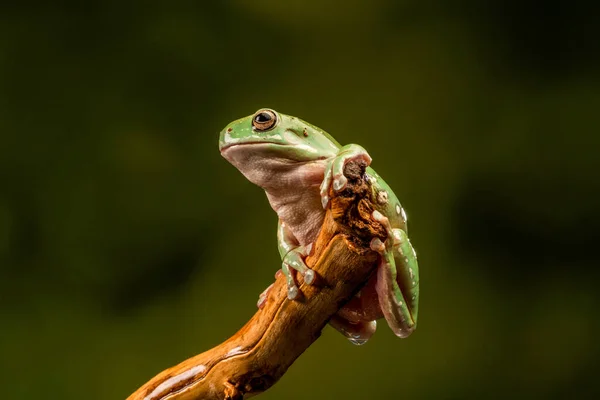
[252,109,277,131]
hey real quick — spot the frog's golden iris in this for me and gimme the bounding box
[252,109,277,131]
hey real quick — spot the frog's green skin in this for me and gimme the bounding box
[219,109,419,343]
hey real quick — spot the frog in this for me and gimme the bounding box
[219,108,419,344]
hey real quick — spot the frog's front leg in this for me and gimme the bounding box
[371,210,418,338]
[277,219,316,300]
[320,144,372,208]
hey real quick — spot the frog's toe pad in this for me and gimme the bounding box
[304,269,316,285]
[370,237,386,253]
[256,283,274,309]
[287,285,299,300]
[332,175,348,191]
[257,294,267,309]
[372,210,385,222]
[372,210,394,233]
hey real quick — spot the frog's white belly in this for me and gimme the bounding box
[264,160,327,246]
[266,187,324,246]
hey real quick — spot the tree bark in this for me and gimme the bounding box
[127,161,385,400]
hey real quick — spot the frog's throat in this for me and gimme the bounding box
[222,144,328,245]
[221,145,326,188]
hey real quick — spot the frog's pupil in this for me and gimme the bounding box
[255,112,271,123]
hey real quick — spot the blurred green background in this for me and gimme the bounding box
[1,1,599,399]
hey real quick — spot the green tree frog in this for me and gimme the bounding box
[219,109,419,344]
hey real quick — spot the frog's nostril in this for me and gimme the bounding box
[227,127,232,133]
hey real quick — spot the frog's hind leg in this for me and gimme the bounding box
[329,314,377,345]
[371,211,417,338]
[392,228,419,324]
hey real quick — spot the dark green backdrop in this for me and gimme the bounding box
[1,1,598,399]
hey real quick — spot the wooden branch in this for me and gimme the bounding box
[127,161,385,400]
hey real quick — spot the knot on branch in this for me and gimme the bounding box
[330,160,387,252]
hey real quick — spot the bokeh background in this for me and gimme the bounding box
[1,1,599,399]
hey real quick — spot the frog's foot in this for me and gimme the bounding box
[256,282,274,309]
[329,314,377,345]
[256,270,285,309]
[319,144,372,209]
[282,246,316,300]
[370,210,416,338]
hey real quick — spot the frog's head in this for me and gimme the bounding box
[219,109,340,166]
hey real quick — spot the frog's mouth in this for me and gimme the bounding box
[219,141,278,152]
[220,142,293,164]
[220,142,326,164]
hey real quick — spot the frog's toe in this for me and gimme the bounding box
[303,269,316,285]
[320,194,329,209]
[257,282,274,309]
[372,210,385,222]
[287,285,300,300]
[304,242,314,256]
[370,237,385,253]
[257,293,267,309]
[332,174,348,192]
[319,185,330,209]
[372,210,394,236]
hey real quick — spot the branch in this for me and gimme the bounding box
[127,161,385,400]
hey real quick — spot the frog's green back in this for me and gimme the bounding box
[365,166,408,233]
[291,115,342,149]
